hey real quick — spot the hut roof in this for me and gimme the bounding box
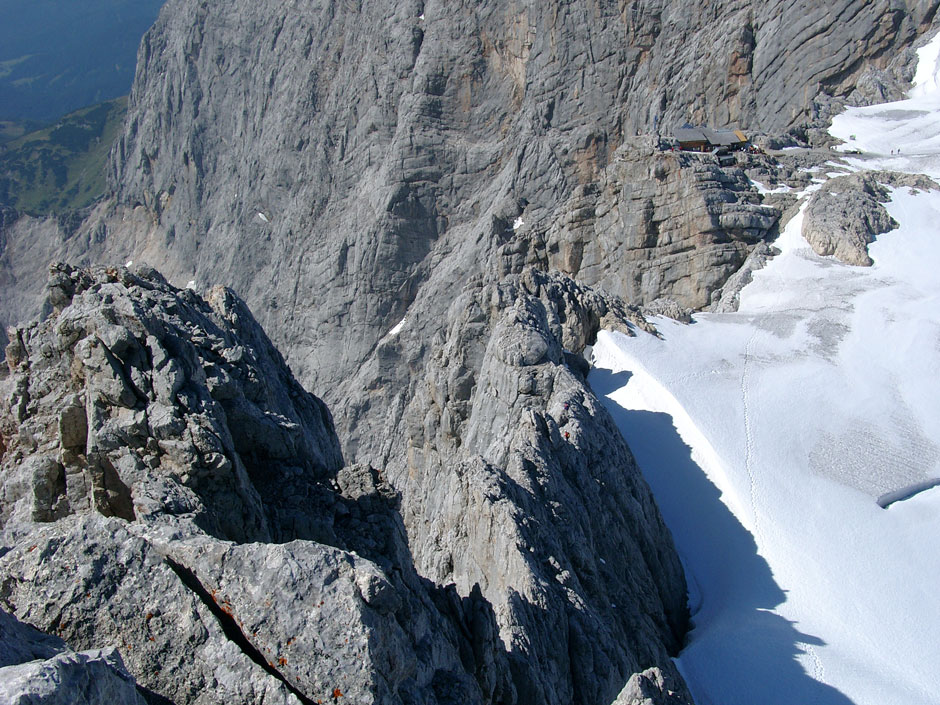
[674,125,747,147]
[674,126,709,143]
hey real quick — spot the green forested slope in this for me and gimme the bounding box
[0,97,126,215]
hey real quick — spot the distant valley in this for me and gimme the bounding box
[0,0,164,123]
[0,97,126,215]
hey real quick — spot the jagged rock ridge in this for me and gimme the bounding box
[0,264,690,704]
[0,264,515,704]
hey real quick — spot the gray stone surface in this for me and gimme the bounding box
[0,264,692,704]
[0,266,507,705]
[0,608,145,705]
[0,608,66,669]
[610,667,691,705]
[1,262,342,545]
[0,646,146,705]
[802,171,938,265]
[537,146,780,311]
[367,267,691,705]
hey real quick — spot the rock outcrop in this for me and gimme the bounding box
[537,145,780,310]
[1,264,690,705]
[0,608,147,705]
[611,667,690,705]
[0,265,514,704]
[2,606,146,705]
[366,267,690,704]
[802,171,938,265]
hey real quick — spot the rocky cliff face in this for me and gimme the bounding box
[96,0,935,408]
[3,0,934,403]
[537,145,780,310]
[368,268,690,704]
[2,2,939,703]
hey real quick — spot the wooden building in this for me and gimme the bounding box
[674,125,747,152]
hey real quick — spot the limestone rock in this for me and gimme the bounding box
[610,667,691,705]
[0,608,145,705]
[642,299,692,324]
[1,262,342,545]
[0,0,915,396]
[802,171,938,265]
[0,647,146,705]
[0,265,509,705]
[0,608,66,669]
[0,516,310,705]
[3,2,931,703]
[370,268,693,705]
[538,147,780,311]
[708,242,779,313]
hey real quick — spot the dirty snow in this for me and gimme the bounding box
[591,31,940,705]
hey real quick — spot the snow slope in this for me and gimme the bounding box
[591,33,940,705]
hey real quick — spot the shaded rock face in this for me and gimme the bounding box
[802,171,939,265]
[0,209,68,354]
[0,606,68,668]
[1,574,145,705]
[363,268,690,705]
[0,265,690,705]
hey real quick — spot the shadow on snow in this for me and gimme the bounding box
[589,368,856,705]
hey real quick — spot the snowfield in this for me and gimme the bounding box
[590,33,940,705]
